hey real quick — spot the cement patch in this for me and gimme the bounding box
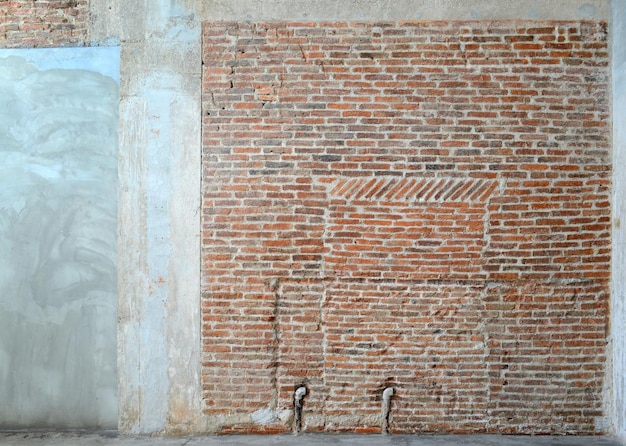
[0,48,120,429]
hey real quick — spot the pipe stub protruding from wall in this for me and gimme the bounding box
[293,386,307,435]
[381,387,395,435]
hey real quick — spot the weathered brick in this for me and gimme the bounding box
[1,0,88,48]
[201,19,610,434]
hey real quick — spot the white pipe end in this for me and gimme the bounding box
[382,387,395,402]
[295,386,307,402]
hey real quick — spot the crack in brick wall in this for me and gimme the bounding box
[201,20,610,434]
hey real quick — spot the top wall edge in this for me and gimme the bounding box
[189,0,610,22]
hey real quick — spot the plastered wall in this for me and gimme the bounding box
[0,49,119,428]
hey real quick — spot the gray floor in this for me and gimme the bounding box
[0,433,622,446]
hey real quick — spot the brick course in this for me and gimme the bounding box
[1,0,88,48]
[201,20,610,434]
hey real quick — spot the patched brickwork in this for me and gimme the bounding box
[201,21,610,434]
[1,0,88,48]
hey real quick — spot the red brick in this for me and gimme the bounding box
[201,19,609,434]
[1,0,88,48]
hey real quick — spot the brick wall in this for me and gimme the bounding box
[1,0,88,48]
[201,20,610,434]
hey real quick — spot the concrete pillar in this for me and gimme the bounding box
[184,0,609,21]
[612,0,626,441]
[116,0,203,435]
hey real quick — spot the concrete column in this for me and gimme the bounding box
[117,0,202,435]
[612,0,626,441]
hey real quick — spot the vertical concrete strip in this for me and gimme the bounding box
[117,95,148,432]
[165,84,202,434]
[612,0,626,441]
[117,0,202,434]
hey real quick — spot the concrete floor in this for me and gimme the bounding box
[0,433,622,446]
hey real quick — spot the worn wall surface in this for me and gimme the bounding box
[612,0,626,442]
[107,0,615,436]
[0,49,119,429]
[2,0,621,437]
[201,19,610,434]
[116,0,203,435]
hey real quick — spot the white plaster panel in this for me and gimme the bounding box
[0,48,120,429]
[117,0,202,434]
